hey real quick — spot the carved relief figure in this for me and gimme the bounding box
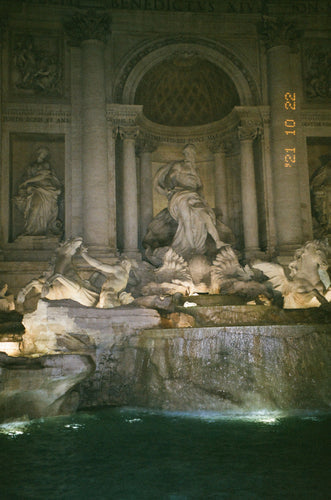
[12,35,62,96]
[305,44,331,100]
[144,144,225,262]
[14,147,63,236]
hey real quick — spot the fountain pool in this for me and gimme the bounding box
[1,407,329,499]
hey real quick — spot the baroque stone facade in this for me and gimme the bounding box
[0,0,330,291]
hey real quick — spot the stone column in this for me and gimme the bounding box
[238,126,260,253]
[0,19,7,257]
[260,17,302,252]
[107,126,118,253]
[259,110,277,255]
[210,142,229,225]
[137,140,157,242]
[119,127,140,258]
[68,44,83,238]
[65,12,111,252]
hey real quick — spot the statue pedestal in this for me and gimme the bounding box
[13,235,61,250]
[2,235,61,263]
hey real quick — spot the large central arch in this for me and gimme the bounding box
[113,36,261,108]
[112,36,264,257]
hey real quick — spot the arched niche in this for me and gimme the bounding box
[113,37,260,109]
[112,38,260,252]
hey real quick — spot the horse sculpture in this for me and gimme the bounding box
[16,237,135,310]
[16,237,99,308]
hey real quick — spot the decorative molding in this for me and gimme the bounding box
[2,105,71,125]
[138,107,239,145]
[64,10,111,46]
[106,103,143,127]
[258,16,301,51]
[300,110,331,128]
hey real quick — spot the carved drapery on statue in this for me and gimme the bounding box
[14,147,63,237]
[143,144,234,263]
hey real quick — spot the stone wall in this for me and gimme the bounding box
[20,301,331,414]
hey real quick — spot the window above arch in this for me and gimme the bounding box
[134,54,240,127]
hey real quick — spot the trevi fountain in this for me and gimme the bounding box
[0,2,330,498]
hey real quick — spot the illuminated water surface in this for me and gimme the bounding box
[1,408,330,499]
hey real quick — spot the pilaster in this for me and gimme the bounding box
[238,126,260,254]
[136,139,157,243]
[209,141,229,225]
[64,11,111,253]
[0,18,8,259]
[259,16,303,253]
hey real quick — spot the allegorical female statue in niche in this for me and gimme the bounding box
[14,146,63,236]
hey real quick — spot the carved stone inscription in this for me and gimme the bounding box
[11,34,63,97]
[10,134,65,241]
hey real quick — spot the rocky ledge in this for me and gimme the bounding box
[0,298,328,422]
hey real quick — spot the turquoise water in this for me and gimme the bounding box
[0,408,330,499]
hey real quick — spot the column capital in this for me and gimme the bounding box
[119,126,139,141]
[64,10,111,46]
[238,126,259,142]
[258,16,301,51]
[208,140,228,155]
[136,138,157,156]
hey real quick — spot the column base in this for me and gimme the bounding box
[84,244,117,256]
[243,247,264,262]
[121,249,142,260]
[277,243,301,254]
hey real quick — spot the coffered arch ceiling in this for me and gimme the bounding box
[134,55,240,127]
[114,38,260,121]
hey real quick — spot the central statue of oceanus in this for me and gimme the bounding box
[143,144,234,265]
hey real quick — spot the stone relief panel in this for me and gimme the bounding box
[10,134,65,242]
[10,33,64,98]
[303,41,331,102]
